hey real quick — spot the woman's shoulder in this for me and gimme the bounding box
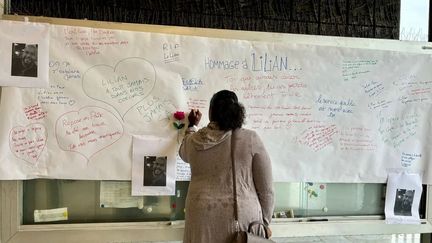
[235,127,259,138]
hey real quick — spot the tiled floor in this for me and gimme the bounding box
[134,233,422,243]
[273,234,421,243]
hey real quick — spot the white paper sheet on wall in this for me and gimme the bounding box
[0,20,50,87]
[385,171,422,224]
[175,154,191,181]
[0,22,432,183]
[132,135,177,195]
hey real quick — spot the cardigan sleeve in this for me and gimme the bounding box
[179,126,197,163]
[251,131,274,225]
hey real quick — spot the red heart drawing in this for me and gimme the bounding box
[55,106,124,161]
[9,123,47,165]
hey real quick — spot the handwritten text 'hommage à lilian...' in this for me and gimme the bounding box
[204,52,301,72]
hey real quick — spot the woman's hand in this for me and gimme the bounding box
[188,109,202,127]
[266,226,272,238]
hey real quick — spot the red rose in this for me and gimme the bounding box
[174,111,185,120]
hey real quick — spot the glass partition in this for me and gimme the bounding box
[23,180,175,224]
[273,182,385,218]
[23,180,414,224]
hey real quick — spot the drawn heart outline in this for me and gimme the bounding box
[55,106,124,162]
[81,57,157,119]
[9,123,47,165]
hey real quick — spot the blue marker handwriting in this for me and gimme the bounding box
[49,60,81,81]
[182,77,203,91]
[401,152,421,167]
[362,80,385,97]
[342,59,377,81]
[315,94,356,118]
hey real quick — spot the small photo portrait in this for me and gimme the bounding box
[143,156,167,187]
[11,43,38,78]
[394,188,415,216]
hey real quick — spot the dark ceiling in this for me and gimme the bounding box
[8,0,400,39]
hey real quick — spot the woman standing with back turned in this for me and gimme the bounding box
[179,90,274,243]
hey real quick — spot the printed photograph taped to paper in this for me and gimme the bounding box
[394,188,415,216]
[11,43,38,78]
[143,156,167,187]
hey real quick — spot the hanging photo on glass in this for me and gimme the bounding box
[385,171,422,224]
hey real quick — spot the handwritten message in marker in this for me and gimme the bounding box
[55,106,124,161]
[135,96,176,122]
[342,59,377,81]
[24,104,48,121]
[62,27,128,56]
[401,152,421,167]
[82,58,156,118]
[339,127,377,151]
[162,42,180,63]
[296,125,338,152]
[379,113,419,148]
[362,80,385,97]
[49,60,81,81]
[9,123,47,165]
[316,94,356,118]
[37,84,75,106]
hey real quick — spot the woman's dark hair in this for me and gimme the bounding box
[209,90,245,131]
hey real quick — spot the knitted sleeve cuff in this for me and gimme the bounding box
[185,125,198,134]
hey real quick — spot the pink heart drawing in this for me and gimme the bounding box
[55,106,124,161]
[9,123,47,165]
[82,57,156,119]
